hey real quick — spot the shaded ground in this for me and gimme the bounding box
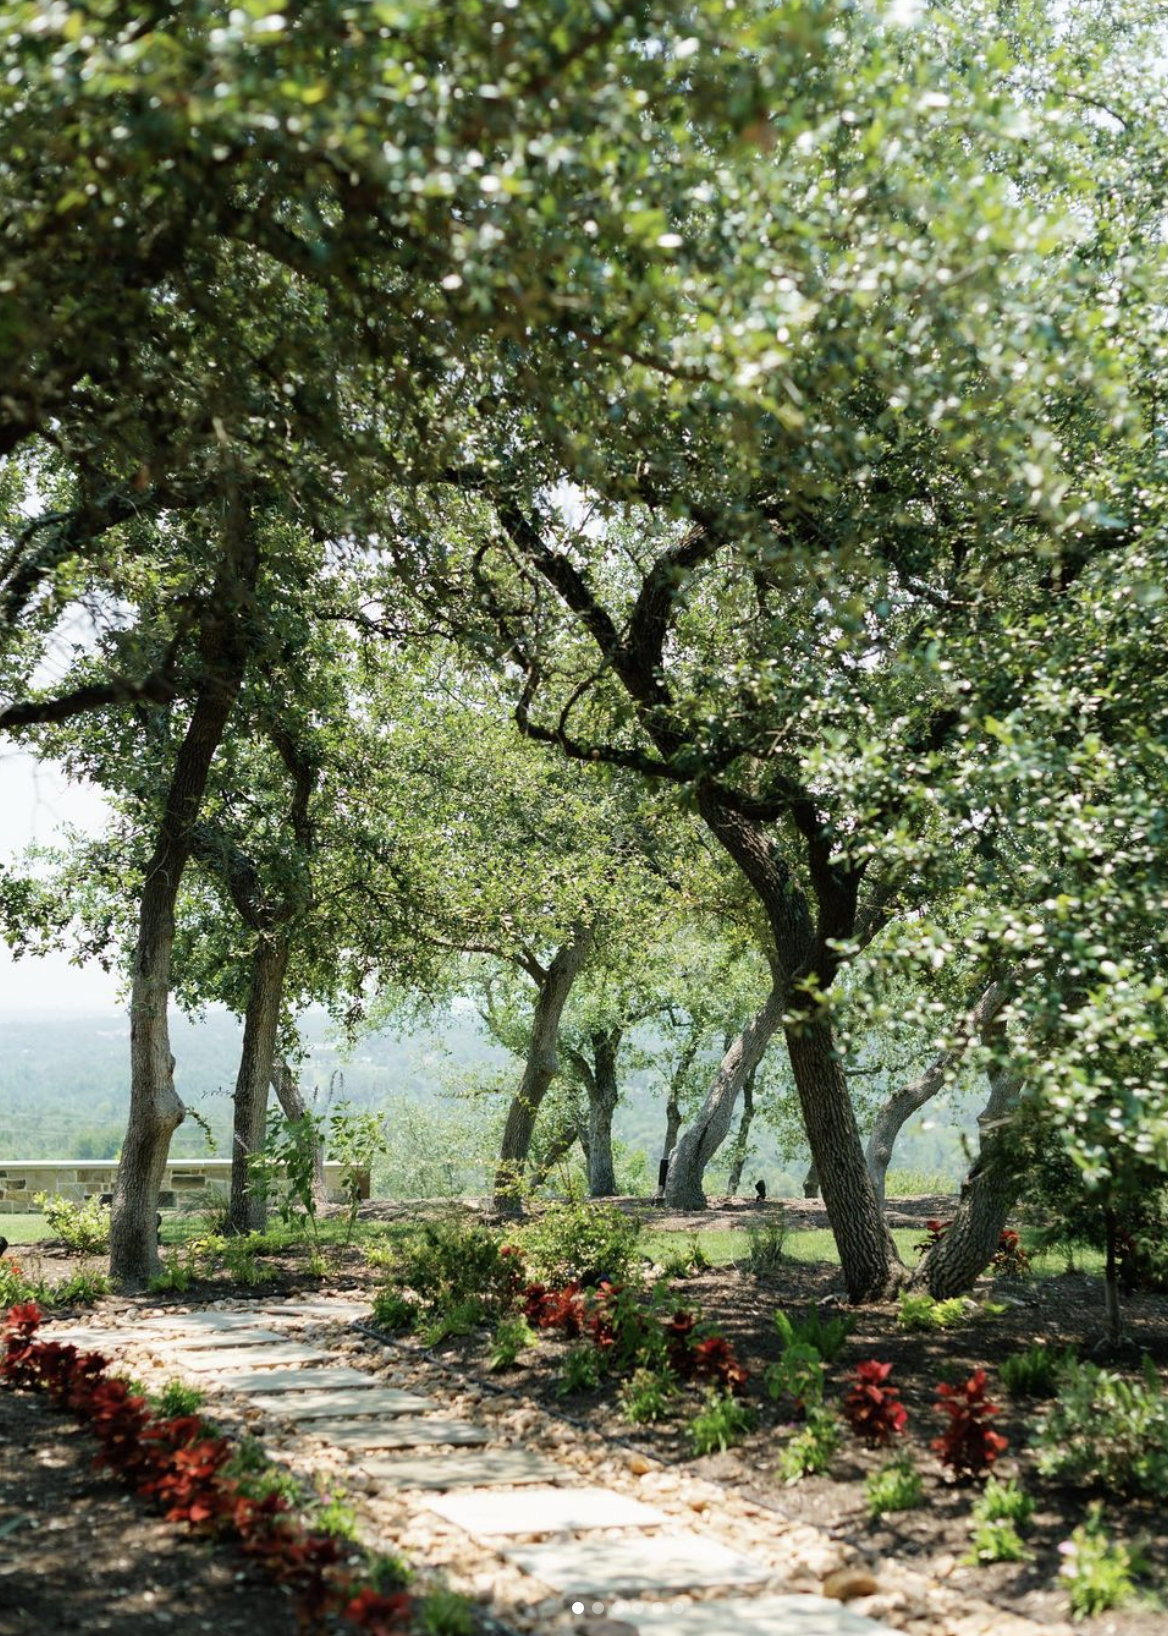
[0,1390,300,1636]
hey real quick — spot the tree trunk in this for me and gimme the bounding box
[270,1055,327,1203]
[786,1017,904,1302]
[867,979,1010,1204]
[1103,1205,1123,1344]
[586,1029,621,1198]
[227,937,289,1235]
[913,1056,1022,1297]
[493,922,594,1211]
[802,1158,820,1198]
[664,980,784,1209]
[725,1066,757,1195]
[109,507,259,1287]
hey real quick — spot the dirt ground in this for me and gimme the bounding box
[0,1389,301,1636]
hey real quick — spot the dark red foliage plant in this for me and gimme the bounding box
[1,1303,414,1632]
[842,1359,908,1445]
[913,1218,953,1256]
[931,1367,1008,1479]
[523,1281,585,1337]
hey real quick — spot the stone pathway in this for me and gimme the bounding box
[37,1300,1071,1636]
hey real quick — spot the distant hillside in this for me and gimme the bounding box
[0,1008,978,1194]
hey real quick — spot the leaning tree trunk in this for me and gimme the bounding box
[725,1066,757,1195]
[664,981,784,1209]
[227,937,289,1235]
[586,1030,621,1198]
[802,1158,820,1198]
[913,1054,1022,1297]
[493,922,594,1212]
[109,510,258,1287]
[867,979,1009,1204]
[786,1017,904,1302]
[270,1056,327,1203]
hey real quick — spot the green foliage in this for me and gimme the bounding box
[367,1553,413,1593]
[742,1217,787,1275]
[419,1299,485,1349]
[249,1111,328,1252]
[1000,1345,1071,1399]
[688,1389,756,1456]
[966,1479,1035,1564]
[778,1408,842,1483]
[372,1291,419,1333]
[556,1344,605,1397]
[51,1270,111,1305]
[773,1306,853,1362]
[764,1341,825,1410]
[518,1202,642,1288]
[148,1254,195,1295]
[155,1380,206,1418]
[619,1367,680,1426]
[32,1192,110,1255]
[225,1439,302,1506]
[897,1292,966,1333]
[313,1493,360,1542]
[328,1101,389,1247]
[866,1457,924,1519]
[488,1317,537,1372]
[1032,1357,1168,1499]
[660,1234,711,1279]
[376,1216,522,1329]
[419,1588,475,1636]
[1060,1505,1141,1619]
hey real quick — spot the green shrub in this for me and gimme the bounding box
[1060,1504,1141,1619]
[148,1255,195,1295]
[897,1291,966,1333]
[420,1588,475,1636]
[373,1291,419,1332]
[866,1456,924,1519]
[51,1270,110,1305]
[966,1479,1035,1564]
[379,1216,523,1322]
[774,1305,853,1361]
[1000,1345,1071,1398]
[688,1389,756,1455]
[742,1216,787,1274]
[419,1298,486,1348]
[778,1407,842,1482]
[155,1379,206,1418]
[488,1316,537,1372]
[660,1234,711,1279]
[518,1201,642,1287]
[620,1366,680,1425]
[313,1492,360,1541]
[557,1343,605,1396]
[764,1341,825,1409]
[1032,1357,1168,1498]
[33,1192,110,1255]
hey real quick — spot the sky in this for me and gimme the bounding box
[0,747,121,1015]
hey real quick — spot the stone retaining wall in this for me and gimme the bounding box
[0,1159,368,1212]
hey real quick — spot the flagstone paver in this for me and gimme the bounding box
[611,1594,899,1635]
[426,1485,669,1536]
[256,1301,371,1320]
[304,1416,490,1449]
[148,1327,291,1349]
[499,1533,774,1597]
[221,1365,381,1394]
[357,1449,570,1490]
[250,1387,432,1420]
[138,1311,274,1332]
[172,1342,333,1372]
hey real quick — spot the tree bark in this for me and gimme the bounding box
[802,1158,820,1198]
[585,1029,621,1198]
[227,938,289,1234]
[663,980,784,1209]
[866,979,1009,1204]
[493,921,594,1211]
[786,1017,904,1300]
[913,1051,1022,1297]
[270,1056,327,1203]
[109,506,259,1287]
[725,1065,757,1195]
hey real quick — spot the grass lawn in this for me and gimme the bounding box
[0,1213,54,1244]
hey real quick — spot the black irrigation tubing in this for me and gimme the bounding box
[350,1318,798,1539]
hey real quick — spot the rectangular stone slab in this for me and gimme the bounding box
[304,1418,489,1449]
[612,1595,897,1635]
[173,1343,333,1372]
[149,1327,290,1349]
[37,1328,122,1350]
[427,1486,668,1537]
[138,1311,270,1332]
[221,1366,379,1394]
[500,1534,772,1596]
[256,1301,371,1321]
[360,1450,570,1490]
[249,1388,432,1420]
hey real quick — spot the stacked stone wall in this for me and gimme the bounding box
[0,1159,367,1212]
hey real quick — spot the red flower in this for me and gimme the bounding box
[344,1587,415,1633]
[932,1368,1008,1478]
[842,1359,909,1445]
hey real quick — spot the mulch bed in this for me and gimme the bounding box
[0,1388,299,1636]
